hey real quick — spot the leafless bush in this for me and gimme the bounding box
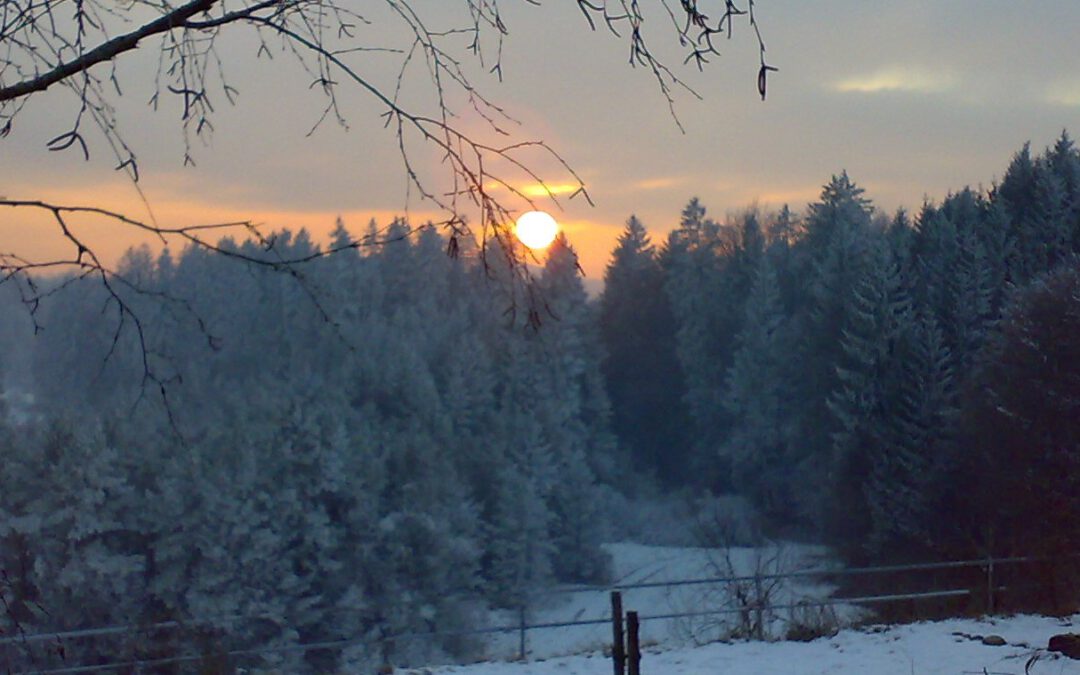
[784,601,839,642]
[675,499,819,643]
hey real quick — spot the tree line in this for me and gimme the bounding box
[0,225,618,671]
[600,132,1080,565]
[1,132,1079,670]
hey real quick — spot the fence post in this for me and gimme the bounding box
[753,574,764,641]
[611,591,625,675]
[626,611,641,675]
[986,554,995,615]
[518,601,527,661]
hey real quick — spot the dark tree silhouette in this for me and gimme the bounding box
[962,261,1080,556]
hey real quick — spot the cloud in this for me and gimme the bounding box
[1045,81,1080,107]
[633,177,681,191]
[519,182,582,198]
[832,67,957,94]
[483,181,582,199]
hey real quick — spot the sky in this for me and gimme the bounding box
[3,0,1080,288]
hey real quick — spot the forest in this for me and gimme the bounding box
[1,133,1079,671]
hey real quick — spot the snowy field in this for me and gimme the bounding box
[410,543,1080,674]
[482,541,838,661]
[425,614,1080,675]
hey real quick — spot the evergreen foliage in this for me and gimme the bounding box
[6,133,1080,671]
[958,263,1080,557]
[3,222,615,671]
[592,135,1080,561]
[599,216,691,485]
[723,255,793,519]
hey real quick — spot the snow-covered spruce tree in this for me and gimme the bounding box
[996,143,1074,283]
[729,212,768,304]
[786,173,875,527]
[0,415,44,670]
[435,321,502,518]
[825,236,912,553]
[964,194,1016,313]
[1014,157,1072,277]
[1045,131,1080,251]
[169,420,311,671]
[949,226,998,367]
[370,420,483,665]
[11,220,628,669]
[662,203,766,489]
[911,208,997,371]
[723,254,794,520]
[996,143,1039,231]
[661,199,732,487]
[599,216,691,486]
[485,404,558,609]
[468,233,614,600]
[28,266,143,416]
[0,422,153,670]
[536,235,615,584]
[884,208,915,264]
[867,308,956,555]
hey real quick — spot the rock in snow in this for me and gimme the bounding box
[1048,632,1080,659]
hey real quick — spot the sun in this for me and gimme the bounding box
[515,211,559,250]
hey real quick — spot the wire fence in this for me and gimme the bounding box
[2,551,1071,674]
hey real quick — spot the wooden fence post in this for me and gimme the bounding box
[626,611,641,675]
[611,591,625,675]
[986,554,995,615]
[518,602,527,661]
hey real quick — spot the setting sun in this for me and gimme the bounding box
[515,210,560,249]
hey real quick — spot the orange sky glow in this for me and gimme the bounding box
[4,1,1080,292]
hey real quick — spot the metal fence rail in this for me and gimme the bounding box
[545,554,1036,594]
[3,551,1067,674]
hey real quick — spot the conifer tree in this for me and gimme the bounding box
[535,235,614,580]
[723,255,793,518]
[913,210,997,369]
[960,262,1080,556]
[826,236,911,550]
[788,173,876,521]
[868,309,955,553]
[662,199,743,487]
[969,196,1015,310]
[599,216,690,484]
[1028,158,1072,270]
[1047,131,1080,251]
[997,142,1038,225]
[485,393,557,608]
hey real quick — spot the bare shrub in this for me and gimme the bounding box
[784,601,839,642]
[671,497,831,644]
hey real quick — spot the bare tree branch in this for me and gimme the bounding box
[0,0,219,103]
[0,1,771,421]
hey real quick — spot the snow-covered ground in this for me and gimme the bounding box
[418,543,1080,674]
[426,614,1080,674]
[482,542,842,661]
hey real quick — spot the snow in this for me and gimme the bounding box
[482,542,843,661]
[424,614,1080,675]
[413,543,1080,674]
